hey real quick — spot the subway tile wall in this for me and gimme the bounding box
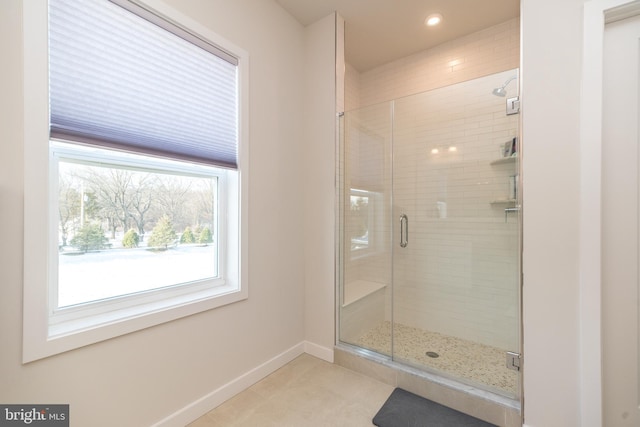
[341,18,520,351]
[392,73,519,350]
[344,62,360,112]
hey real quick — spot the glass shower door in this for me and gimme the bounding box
[338,101,393,357]
[338,69,521,400]
[391,70,521,398]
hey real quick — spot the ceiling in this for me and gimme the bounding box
[275,0,520,72]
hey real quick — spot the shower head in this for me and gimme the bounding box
[492,75,517,97]
[492,86,508,97]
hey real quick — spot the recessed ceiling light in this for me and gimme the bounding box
[425,13,443,27]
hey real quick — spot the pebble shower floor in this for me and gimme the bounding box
[355,322,518,396]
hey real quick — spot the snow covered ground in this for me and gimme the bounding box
[58,244,216,307]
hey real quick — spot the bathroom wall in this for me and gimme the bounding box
[303,12,339,359]
[521,0,583,424]
[342,18,520,350]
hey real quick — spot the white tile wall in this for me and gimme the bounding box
[344,62,360,112]
[341,19,520,351]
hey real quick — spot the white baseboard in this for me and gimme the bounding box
[151,342,306,427]
[304,340,334,363]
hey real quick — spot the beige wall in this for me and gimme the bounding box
[0,1,311,425]
[303,12,338,359]
[521,0,583,425]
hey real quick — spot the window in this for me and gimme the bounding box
[350,190,370,251]
[55,145,221,308]
[23,0,249,362]
[349,188,381,257]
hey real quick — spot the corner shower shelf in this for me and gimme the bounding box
[490,199,517,205]
[342,280,386,307]
[490,156,517,165]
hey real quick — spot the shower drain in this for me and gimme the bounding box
[425,351,440,358]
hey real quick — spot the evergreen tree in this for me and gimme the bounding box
[148,215,177,249]
[122,228,140,248]
[180,226,195,244]
[70,223,108,252]
[198,227,213,245]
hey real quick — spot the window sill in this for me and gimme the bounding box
[24,283,246,364]
[49,279,238,338]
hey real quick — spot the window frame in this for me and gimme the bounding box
[49,141,232,337]
[22,0,249,363]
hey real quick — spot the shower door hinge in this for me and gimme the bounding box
[506,351,522,371]
[506,96,520,115]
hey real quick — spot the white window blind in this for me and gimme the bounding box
[49,0,239,169]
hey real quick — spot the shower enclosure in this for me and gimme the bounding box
[337,69,521,400]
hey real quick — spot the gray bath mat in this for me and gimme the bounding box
[373,388,497,427]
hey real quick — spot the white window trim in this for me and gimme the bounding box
[22,0,249,363]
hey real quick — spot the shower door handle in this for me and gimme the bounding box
[400,214,408,248]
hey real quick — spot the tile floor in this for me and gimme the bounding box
[187,354,395,427]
